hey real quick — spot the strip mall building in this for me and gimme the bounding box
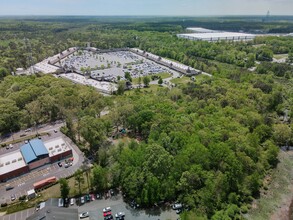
[0,138,72,182]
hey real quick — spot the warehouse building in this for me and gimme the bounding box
[21,139,50,170]
[178,27,256,42]
[0,138,72,182]
[186,27,218,33]
[0,151,29,181]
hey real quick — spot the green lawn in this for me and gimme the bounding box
[193,74,211,84]
[273,54,288,60]
[170,76,191,85]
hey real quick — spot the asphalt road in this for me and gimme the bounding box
[0,130,85,204]
[0,120,64,145]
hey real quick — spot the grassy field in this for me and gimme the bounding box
[170,76,191,85]
[0,173,90,214]
[246,150,293,219]
[273,54,288,60]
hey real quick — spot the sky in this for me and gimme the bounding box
[0,0,292,16]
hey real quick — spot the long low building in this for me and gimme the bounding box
[177,32,256,42]
[0,138,72,182]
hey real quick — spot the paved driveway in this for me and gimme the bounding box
[0,208,34,220]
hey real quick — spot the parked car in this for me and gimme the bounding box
[70,198,75,206]
[96,193,102,199]
[57,162,62,167]
[176,209,182,214]
[80,196,85,204]
[5,186,14,191]
[10,194,16,201]
[79,212,89,219]
[103,211,112,217]
[172,203,183,210]
[104,214,113,220]
[115,212,125,219]
[90,194,95,201]
[103,207,111,213]
[58,198,64,207]
[85,194,90,202]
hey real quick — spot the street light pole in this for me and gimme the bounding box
[10,129,14,142]
[35,122,39,137]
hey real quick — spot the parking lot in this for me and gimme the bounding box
[0,208,34,220]
[77,193,178,220]
[60,50,174,82]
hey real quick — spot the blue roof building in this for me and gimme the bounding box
[20,143,38,164]
[20,139,49,164]
[29,139,49,157]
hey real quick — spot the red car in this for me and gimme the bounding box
[103,211,111,217]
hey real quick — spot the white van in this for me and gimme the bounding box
[70,198,75,206]
[58,198,64,207]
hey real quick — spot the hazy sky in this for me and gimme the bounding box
[0,0,292,16]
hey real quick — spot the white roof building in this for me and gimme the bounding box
[0,151,27,176]
[44,138,71,157]
[186,27,218,33]
[177,32,256,42]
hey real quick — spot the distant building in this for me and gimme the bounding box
[186,27,218,33]
[178,27,256,42]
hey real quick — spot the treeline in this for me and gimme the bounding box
[1,19,293,74]
[0,74,108,137]
[103,73,292,219]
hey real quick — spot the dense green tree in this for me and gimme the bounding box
[143,76,150,87]
[92,165,107,191]
[74,169,84,196]
[59,178,70,200]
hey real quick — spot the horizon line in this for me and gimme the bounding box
[0,14,293,17]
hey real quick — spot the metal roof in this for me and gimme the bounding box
[20,143,37,164]
[29,139,49,157]
[20,139,49,164]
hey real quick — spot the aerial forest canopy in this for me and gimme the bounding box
[0,17,293,219]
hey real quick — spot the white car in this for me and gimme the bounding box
[103,207,111,212]
[172,203,183,210]
[80,196,85,204]
[115,212,125,218]
[70,198,75,206]
[79,212,89,219]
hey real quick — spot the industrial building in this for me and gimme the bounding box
[0,138,72,182]
[178,27,256,42]
[186,27,218,33]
